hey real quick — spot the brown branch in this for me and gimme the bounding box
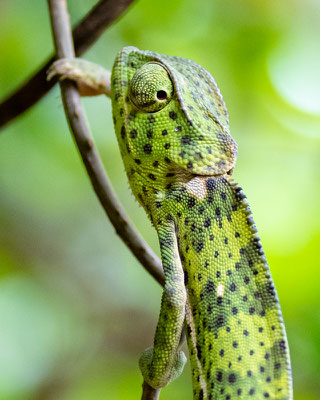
[141,382,161,400]
[47,0,164,288]
[0,0,135,129]
[47,2,186,399]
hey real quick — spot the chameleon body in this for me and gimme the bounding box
[111,47,292,399]
[50,47,293,399]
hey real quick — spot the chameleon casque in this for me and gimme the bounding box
[50,47,293,399]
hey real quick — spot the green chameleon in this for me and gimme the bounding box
[49,46,293,399]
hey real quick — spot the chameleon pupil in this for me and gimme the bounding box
[157,90,167,100]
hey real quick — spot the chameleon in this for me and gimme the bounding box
[49,46,293,399]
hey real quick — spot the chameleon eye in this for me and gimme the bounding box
[129,62,173,112]
[156,90,167,100]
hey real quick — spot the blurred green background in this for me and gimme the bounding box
[0,0,319,399]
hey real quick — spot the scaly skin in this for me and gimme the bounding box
[49,46,293,399]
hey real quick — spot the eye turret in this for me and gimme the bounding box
[129,62,173,112]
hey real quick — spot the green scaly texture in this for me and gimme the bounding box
[111,47,292,399]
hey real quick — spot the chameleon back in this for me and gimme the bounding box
[111,47,292,399]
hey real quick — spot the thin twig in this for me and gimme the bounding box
[47,2,185,398]
[47,0,164,288]
[141,382,161,400]
[0,0,135,129]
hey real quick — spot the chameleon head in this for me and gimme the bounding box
[111,47,237,181]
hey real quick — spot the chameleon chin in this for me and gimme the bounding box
[50,46,293,399]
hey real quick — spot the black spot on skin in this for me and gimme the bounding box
[144,144,152,154]
[232,307,238,315]
[155,201,162,208]
[214,251,219,258]
[235,232,240,238]
[175,126,182,132]
[148,174,156,181]
[164,143,171,149]
[169,111,177,120]
[274,362,281,370]
[130,129,137,138]
[153,161,159,167]
[249,388,255,396]
[279,340,286,355]
[206,178,216,190]
[216,315,224,327]
[121,126,126,139]
[162,129,168,136]
[204,218,211,227]
[219,349,224,357]
[243,296,248,302]
[134,159,141,164]
[250,350,254,355]
[240,247,245,255]
[205,281,214,293]
[229,373,236,383]
[249,307,255,314]
[247,370,252,377]
[243,330,249,336]
[237,389,242,395]
[188,198,196,208]
[147,130,153,138]
[216,371,223,382]
[233,341,238,348]
[196,242,204,253]
[244,276,250,284]
[199,389,204,400]
[230,283,236,292]
[164,157,171,163]
[215,208,221,216]
[187,161,193,169]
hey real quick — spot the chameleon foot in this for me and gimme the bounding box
[47,58,111,96]
[139,347,187,389]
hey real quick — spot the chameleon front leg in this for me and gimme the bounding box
[139,222,187,389]
[47,58,111,97]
